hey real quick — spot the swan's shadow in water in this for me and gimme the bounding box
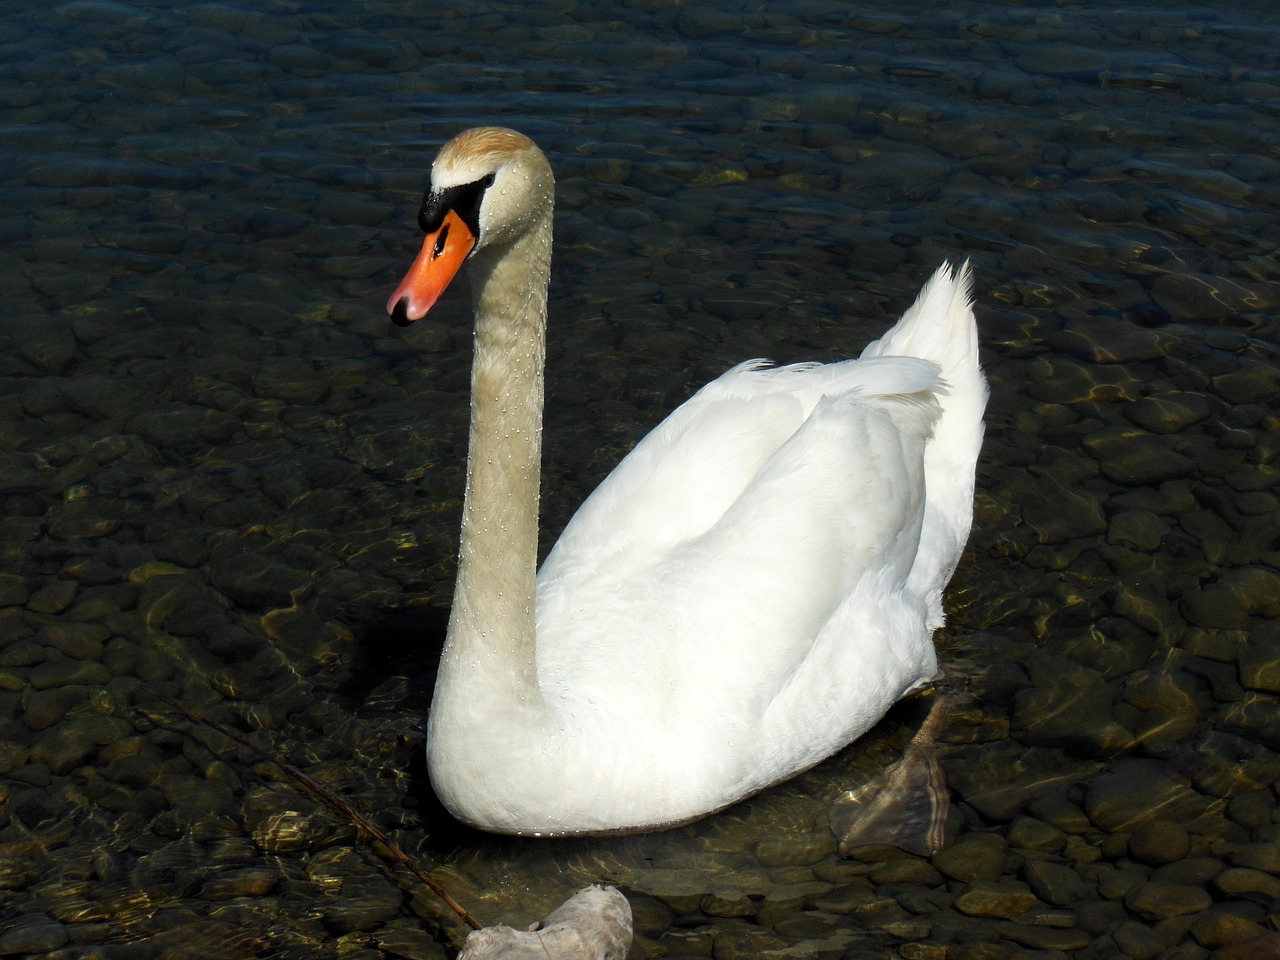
[331,599,500,849]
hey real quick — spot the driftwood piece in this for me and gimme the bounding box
[458,885,633,960]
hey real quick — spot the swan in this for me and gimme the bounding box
[386,127,987,836]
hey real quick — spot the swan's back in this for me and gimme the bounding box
[540,261,982,631]
[524,263,985,828]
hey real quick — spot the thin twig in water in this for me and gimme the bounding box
[143,686,483,931]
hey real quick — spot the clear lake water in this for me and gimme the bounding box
[1,1,1279,958]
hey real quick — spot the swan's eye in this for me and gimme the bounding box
[482,172,496,188]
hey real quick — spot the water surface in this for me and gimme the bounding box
[2,1,1279,958]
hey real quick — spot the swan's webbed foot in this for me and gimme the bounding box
[829,665,966,858]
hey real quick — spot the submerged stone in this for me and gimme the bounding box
[1220,567,1280,617]
[40,622,108,660]
[953,880,1038,919]
[1013,661,1133,755]
[1122,881,1211,921]
[1022,860,1087,906]
[29,727,96,775]
[1127,821,1190,866]
[1151,272,1267,322]
[1007,816,1068,855]
[1213,867,1280,902]
[1082,429,1196,486]
[0,856,39,891]
[995,922,1091,952]
[0,920,70,955]
[27,657,111,691]
[22,684,95,730]
[128,404,242,451]
[1225,842,1280,873]
[933,833,1006,883]
[209,553,313,609]
[700,891,756,918]
[1083,760,1207,833]
[1179,587,1247,630]
[0,574,29,608]
[200,866,279,900]
[1105,509,1170,552]
[1048,315,1163,363]
[1122,392,1215,434]
[1237,639,1280,694]
[1111,919,1166,959]
[26,580,78,614]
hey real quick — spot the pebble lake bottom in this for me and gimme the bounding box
[2,1,1279,957]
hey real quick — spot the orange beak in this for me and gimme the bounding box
[387,209,477,326]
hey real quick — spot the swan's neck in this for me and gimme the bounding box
[441,219,552,711]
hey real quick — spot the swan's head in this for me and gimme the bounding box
[387,127,554,326]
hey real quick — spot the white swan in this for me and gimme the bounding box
[386,128,987,836]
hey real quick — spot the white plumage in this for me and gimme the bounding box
[386,128,987,835]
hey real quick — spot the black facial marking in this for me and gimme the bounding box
[417,173,493,238]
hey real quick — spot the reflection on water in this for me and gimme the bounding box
[2,0,1278,957]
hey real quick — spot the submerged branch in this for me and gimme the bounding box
[142,686,483,931]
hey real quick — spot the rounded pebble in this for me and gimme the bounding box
[1022,860,1088,906]
[1127,821,1190,865]
[953,880,1039,919]
[1084,760,1207,833]
[1123,881,1212,921]
[933,833,1007,883]
[0,920,70,954]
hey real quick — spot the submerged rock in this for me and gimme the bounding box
[1083,759,1208,833]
